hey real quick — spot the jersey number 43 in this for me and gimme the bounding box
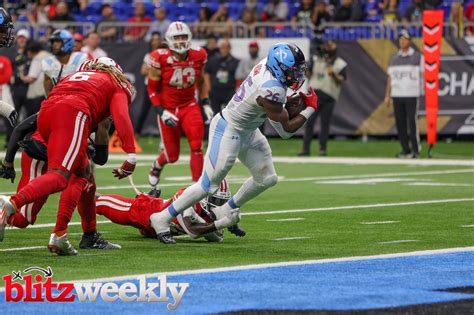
[170,68,195,89]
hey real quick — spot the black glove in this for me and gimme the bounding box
[0,162,16,183]
[8,110,18,127]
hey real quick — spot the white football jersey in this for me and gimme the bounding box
[222,58,287,132]
[41,52,89,84]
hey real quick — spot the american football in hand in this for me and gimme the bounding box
[285,95,306,119]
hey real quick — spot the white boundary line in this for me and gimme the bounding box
[0,246,472,293]
[267,218,305,222]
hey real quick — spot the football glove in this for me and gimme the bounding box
[201,99,213,124]
[0,101,18,127]
[161,110,179,127]
[112,154,136,179]
[0,161,16,183]
[299,87,318,110]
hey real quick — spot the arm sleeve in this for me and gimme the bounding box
[109,91,136,153]
[147,77,161,106]
[268,119,294,140]
[5,114,38,163]
[92,144,109,166]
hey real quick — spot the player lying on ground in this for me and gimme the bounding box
[149,42,319,244]
[96,180,233,242]
[0,112,120,254]
[146,21,212,185]
[0,57,137,253]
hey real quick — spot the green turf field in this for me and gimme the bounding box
[0,138,472,282]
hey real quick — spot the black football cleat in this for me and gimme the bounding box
[79,231,121,250]
[228,224,246,237]
[157,231,176,244]
[147,187,162,198]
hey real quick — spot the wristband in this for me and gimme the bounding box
[201,98,210,106]
[299,107,315,120]
[154,105,164,116]
[127,153,137,164]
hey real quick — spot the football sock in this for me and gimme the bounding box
[11,171,69,209]
[190,150,203,182]
[232,177,271,207]
[54,175,87,233]
[78,176,97,234]
[167,181,208,216]
[157,154,167,168]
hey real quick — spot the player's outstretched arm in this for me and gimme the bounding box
[109,91,136,179]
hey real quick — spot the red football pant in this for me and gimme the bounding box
[11,106,90,210]
[157,104,204,181]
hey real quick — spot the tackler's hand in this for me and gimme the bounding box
[112,154,136,179]
[299,87,318,111]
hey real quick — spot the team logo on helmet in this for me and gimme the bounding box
[266,43,307,91]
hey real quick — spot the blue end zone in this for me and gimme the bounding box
[1,252,473,314]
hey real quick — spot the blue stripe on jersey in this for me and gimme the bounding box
[201,171,211,192]
[261,80,284,89]
[209,117,227,168]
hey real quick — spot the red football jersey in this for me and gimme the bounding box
[147,47,207,109]
[43,71,135,153]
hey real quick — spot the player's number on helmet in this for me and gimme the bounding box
[68,71,96,82]
[169,67,195,89]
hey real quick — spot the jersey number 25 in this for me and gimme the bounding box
[170,68,195,89]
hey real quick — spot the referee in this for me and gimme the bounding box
[385,30,423,158]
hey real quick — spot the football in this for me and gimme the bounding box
[285,95,306,119]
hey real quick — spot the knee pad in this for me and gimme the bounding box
[262,174,278,188]
[49,171,69,191]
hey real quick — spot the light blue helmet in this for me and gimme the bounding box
[49,29,74,55]
[266,43,307,90]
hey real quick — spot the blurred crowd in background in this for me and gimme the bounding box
[2,0,473,43]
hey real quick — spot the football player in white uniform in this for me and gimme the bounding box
[42,29,89,95]
[150,42,319,243]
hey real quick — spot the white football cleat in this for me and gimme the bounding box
[150,211,172,235]
[48,233,78,256]
[148,163,162,187]
[0,196,17,242]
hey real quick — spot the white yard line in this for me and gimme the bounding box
[242,198,474,216]
[460,224,474,228]
[0,246,46,252]
[266,218,305,222]
[361,221,400,225]
[2,168,471,195]
[377,240,419,245]
[1,246,472,293]
[9,220,111,230]
[4,198,472,232]
[404,182,472,187]
[273,237,311,241]
[5,152,471,166]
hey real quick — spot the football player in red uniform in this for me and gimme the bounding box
[146,21,212,186]
[0,57,137,251]
[96,180,232,242]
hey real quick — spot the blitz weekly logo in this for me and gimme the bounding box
[2,266,189,310]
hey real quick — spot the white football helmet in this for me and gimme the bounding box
[200,179,231,214]
[79,57,124,74]
[165,21,192,54]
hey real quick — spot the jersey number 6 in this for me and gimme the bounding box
[170,67,195,89]
[68,71,97,82]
